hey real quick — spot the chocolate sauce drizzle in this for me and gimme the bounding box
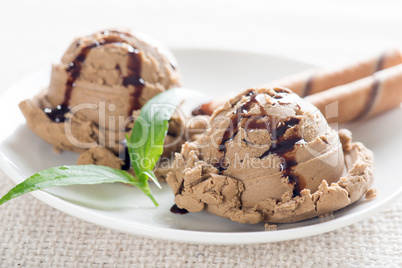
[218,90,265,153]
[170,204,189,214]
[216,90,306,196]
[122,47,145,112]
[44,105,70,123]
[119,139,132,170]
[45,31,144,122]
[258,118,306,196]
[192,103,213,116]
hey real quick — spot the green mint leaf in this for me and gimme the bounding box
[0,88,203,208]
[0,165,140,206]
[127,88,200,195]
[141,169,161,189]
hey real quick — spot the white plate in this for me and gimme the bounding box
[1,48,401,244]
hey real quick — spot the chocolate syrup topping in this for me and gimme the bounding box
[216,90,305,196]
[64,40,101,106]
[123,47,145,111]
[192,103,213,116]
[44,32,144,124]
[257,116,304,196]
[170,204,189,214]
[272,87,292,94]
[63,31,144,114]
[118,140,131,170]
[218,91,266,153]
[260,135,301,158]
[260,116,306,196]
[244,116,270,130]
[44,105,70,123]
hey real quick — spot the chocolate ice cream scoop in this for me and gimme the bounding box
[167,87,374,224]
[19,30,182,157]
[46,30,180,132]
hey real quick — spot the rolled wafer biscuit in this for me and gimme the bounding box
[192,49,402,116]
[261,48,402,97]
[305,63,402,123]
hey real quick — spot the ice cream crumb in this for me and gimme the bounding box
[365,188,377,200]
[264,223,277,231]
[318,212,333,218]
[318,212,334,223]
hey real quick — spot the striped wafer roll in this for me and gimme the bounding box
[304,63,402,123]
[260,48,402,97]
[192,49,402,116]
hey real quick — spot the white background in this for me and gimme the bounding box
[2,0,402,90]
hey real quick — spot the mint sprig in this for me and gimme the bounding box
[0,165,139,205]
[0,88,198,207]
[128,88,192,201]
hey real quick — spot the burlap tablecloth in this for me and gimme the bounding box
[1,170,401,267]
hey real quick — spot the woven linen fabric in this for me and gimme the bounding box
[0,170,401,268]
